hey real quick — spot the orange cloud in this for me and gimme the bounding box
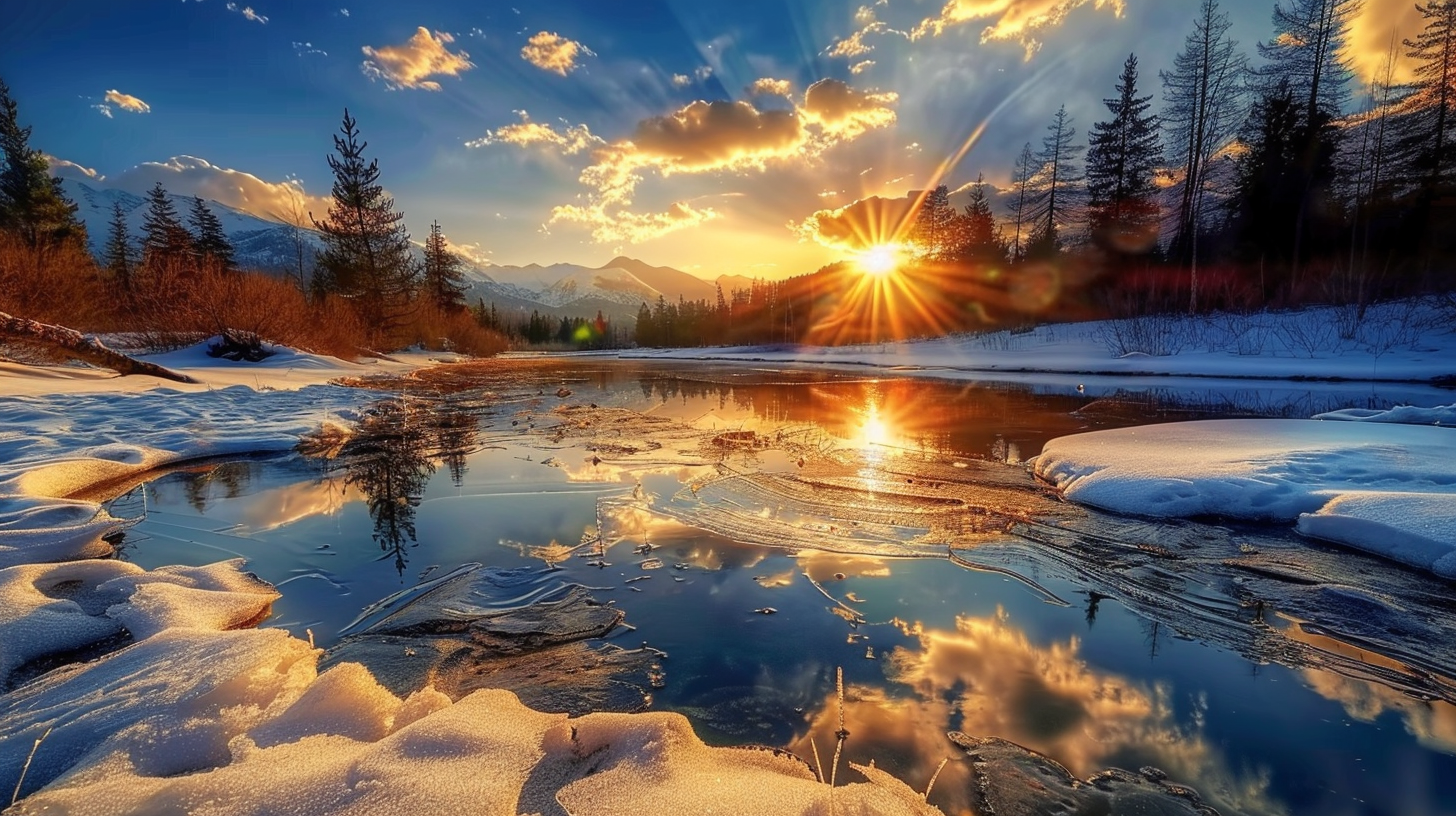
[362,27,474,91]
[521,31,593,75]
[1347,0,1424,83]
[103,89,150,114]
[911,0,1126,59]
[483,81,896,244]
[748,78,794,97]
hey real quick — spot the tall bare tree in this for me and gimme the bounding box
[1161,0,1248,306]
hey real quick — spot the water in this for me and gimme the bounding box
[108,360,1456,816]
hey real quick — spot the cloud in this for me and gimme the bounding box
[96,89,150,118]
[485,80,896,245]
[362,27,474,91]
[828,21,886,58]
[520,31,593,75]
[850,59,875,75]
[1347,0,1424,83]
[748,78,793,97]
[292,41,327,57]
[225,2,268,24]
[464,111,604,154]
[793,194,918,251]
[911,0,1126,59]
[801,78,898,139]
[107,156,332,224]
[671,74,693,88]
[45,156,104,181]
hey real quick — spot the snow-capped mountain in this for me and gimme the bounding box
[63,179,743,323]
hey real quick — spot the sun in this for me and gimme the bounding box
[856,244,904,277]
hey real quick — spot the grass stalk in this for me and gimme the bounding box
[11,726,53,807]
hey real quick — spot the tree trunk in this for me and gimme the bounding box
[0,311,199,383]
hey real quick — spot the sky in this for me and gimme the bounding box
[0,0,1429,279]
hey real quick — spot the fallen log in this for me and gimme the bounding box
[0,311,198,384]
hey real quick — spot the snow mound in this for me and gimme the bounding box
[1033,419,1456,579]
[145,336,350,372]
[10,643,943,815]
[0,558,278,687]
[1315,403,1456,426]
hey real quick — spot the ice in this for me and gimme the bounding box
[1033,419,1456,578]
[950,733,1220,816]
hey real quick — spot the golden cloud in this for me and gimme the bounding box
[786,612,1288,816]
[111,156,332,225]
[911,0,1126,59]
[1347,0,1425,83]
[485,81,895,245]
[793,194,917,252]
[521,31,593,75]
[465,112,604,155]
[103,89,150,114]
[851,60,876,75]
[828,21,886,58]
[748,78,794,97]
[361,27,474,91]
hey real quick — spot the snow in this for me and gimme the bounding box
[1315,403,1456,425]
[624,300,1456,386]
[1033,419,1456,578]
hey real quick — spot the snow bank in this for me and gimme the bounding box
[0,558,278,686]
[625,300,1456,385]
[1034,419,1456,578]
[1315,403,1456,426]
[8,638,941,815]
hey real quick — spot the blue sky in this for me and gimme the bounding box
[0,0,1420,277]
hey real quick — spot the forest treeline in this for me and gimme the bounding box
[632,0,1456,347]
[0,85,507,359]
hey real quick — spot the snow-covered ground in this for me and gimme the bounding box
[625,300,1456,384]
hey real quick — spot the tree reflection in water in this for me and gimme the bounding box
[301,397,479,575]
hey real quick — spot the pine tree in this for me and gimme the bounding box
[422,220,467,311]
[141,183,193,267]
[956,173,1009,265]
[104,201,134,289]
[1161,0,1248,297]
[1086,54,1163,254]
[188,196,235,271]
[911,185,956,259]
[1008,142,1037,261]
[1026,105,1084,258]
[312,109,419,347]
[0,78,83,249]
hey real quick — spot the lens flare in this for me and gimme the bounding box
[857,244,904,277]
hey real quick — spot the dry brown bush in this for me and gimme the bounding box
[0,233,114,328]
[404,303,509,357]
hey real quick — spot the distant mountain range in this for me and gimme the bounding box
[61,178,752,325]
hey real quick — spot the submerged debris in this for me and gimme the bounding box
[951,732,1219,816]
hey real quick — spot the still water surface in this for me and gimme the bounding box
[109,361,1456,816]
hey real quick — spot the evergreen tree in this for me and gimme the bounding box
[188,196,235,271]
[141,182,193,267]
[422,220,467,311]
[1008,142,1037,261]
[955,173,1009,265]
[636,302,655,346]
[312,109,419,347]
[0,78,83,249]
[1161,0,1248,302]
[911,185,956,259]
[1086,54,1163,254]
[104,201,134,289]
[1026,106,1084,258]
